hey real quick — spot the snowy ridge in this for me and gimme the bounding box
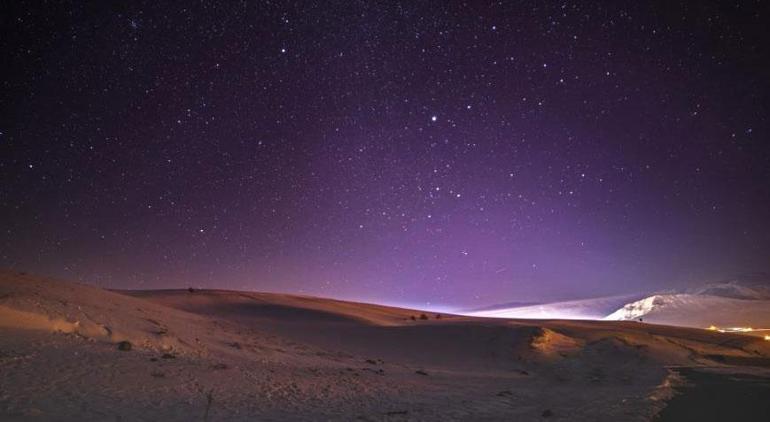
[603,295,665,321]
[605,276,770,325]
[602,293,770,335]
[688,281,770,300]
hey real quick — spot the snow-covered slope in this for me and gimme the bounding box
[605,276,770,334]
[604,293,770,336]
[466,295,641,320]
[604,295,668,321]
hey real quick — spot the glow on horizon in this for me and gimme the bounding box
[464,307,605,321]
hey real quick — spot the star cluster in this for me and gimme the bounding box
[1,1,768,307]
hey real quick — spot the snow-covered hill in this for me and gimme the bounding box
[604,276,770,336]
[465,295,642,320]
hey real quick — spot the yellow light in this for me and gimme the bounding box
[707,325,718,331]
[764,335,770,341]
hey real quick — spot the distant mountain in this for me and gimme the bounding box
[463,273,770,329]
[604,274,770,334]
[686,273,770,300]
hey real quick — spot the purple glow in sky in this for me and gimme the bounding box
[1,1,768,308]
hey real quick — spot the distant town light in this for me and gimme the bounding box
[705,325,767,334]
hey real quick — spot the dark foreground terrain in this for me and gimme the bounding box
[655,367,770,422]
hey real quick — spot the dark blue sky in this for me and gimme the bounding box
[1,1,768,308]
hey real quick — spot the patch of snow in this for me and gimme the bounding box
[603,295,665,321]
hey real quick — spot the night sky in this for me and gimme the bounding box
[1,1,769,309]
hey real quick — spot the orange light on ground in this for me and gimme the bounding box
[707,325,718,331]
[765,335,770,341]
